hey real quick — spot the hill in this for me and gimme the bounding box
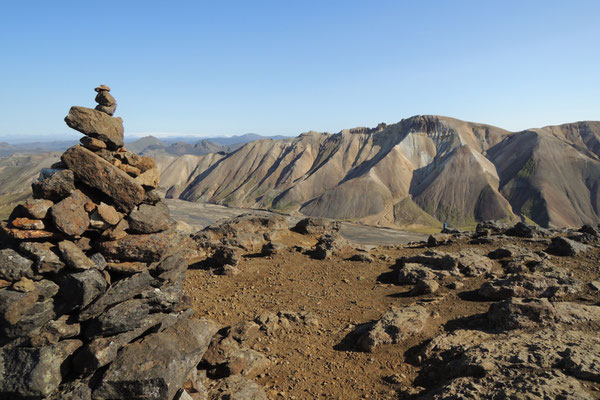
[162,116,600,229]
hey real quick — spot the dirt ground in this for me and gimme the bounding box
[183,230,600,399]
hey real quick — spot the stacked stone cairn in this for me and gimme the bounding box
[0,86,218,399]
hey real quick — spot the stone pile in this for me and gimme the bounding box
[0,86,219,400]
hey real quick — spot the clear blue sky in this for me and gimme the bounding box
[1,0,598,140]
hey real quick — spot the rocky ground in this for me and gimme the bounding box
[181,217,600,399]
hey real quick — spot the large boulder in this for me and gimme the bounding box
[61,146,145,212]
[96,233,169,262]
[0,340,82,398]
[64,106,124,148]
[93,316,218,400]
[128,201,170,233]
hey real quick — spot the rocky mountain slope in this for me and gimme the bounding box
[161,116,600,229]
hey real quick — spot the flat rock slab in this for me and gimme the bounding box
[62,146,145,212]
[128,201,170,233]
[64,106,124,148]
[97,233,169,262]
[93,316,218,400]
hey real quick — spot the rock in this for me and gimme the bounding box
[101,218,129,240]
[144,189,162,204]
[80,136,107,150]
[58,269,107,311]
[398,263,437,284]
[206,375,267,400]
[0,340,81,398]
[128,202,170,233]
[311,233,347,260]
[409,279,440,295]
[97,233,169,262]
[95,84,110,92]
[61,146,145,212]
[292,217,340,235]
[0,248,34,281]
[546,237,591,256]
[78,269,154,321]
[476,220,508,233]
[93,317,218,400]
[457,250,496,276]
[0,280,58,339]
[139,283,184,313]
[85,298,150,338]
[11,217,45,230]
[50,189,90,236]
[95,90,116,106]
[417,328,600,397]
[427,233,452,246]
[32,169,75,201]
[400,251,459,272]
[348,252,374,262]
[19,242,64,274]
[260,241,285,257]
[479,272,581,300]
[58,240,96,270]
[30,314,81,346]
[64,106,124,148]
[579,223,599,236]
[23,198,53,219]
[356,305,431,352]
[212,245,242,268]
[13,277,36,292]
[203,334,270,377]
[96,203,120,225]
[106,261,146,275]
[118,163,141,177]
[505,221,537,238]
[134,167,160,188]
[488,245,535,259]
[488,298,600,330]
[228,321,260,344]
[1,224,58,240]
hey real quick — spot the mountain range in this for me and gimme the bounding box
[158,116,600,229]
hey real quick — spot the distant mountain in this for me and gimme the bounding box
[0,140,77,156]
[125,134,288,157]
[159,116,600,229]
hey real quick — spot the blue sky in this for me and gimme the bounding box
[0,1,598,140]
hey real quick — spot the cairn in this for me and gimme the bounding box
[0,86,218,400]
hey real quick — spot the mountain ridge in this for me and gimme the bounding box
[162,115,600,229]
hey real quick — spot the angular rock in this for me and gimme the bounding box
[13,277,36,292]
[134,167,160,188]
[505,222,537,238]
[292,217,340,235]
[59,269,107,310]
[1,224,58,240]
[106,261,147,275]
[58,240,96,270]
[347,252,374,262]
[50,189,90,236]
[19,242,64,274]
[64,106,124,148]
[207,375,268,400]
[93,317,218,400]
[546,237,591,256]
[97,233,169,262]
[0,280,58,339]
[0,248,34,282]
[479,272,581,300]
[95,90,116,106]
[128,201,170,233]
[86,298,150,338]
[61,146,145,212]
[80,136,107,150]
[488,298,600,330]
[96,203,120,225]
[0,340,82,398]
[101,218,129,240]
[398,263,437,284]
[355,305,431,352]
[11,217,45,230]
[311,232,347,260]
[78,269,154,321]
[31,169,75,202]
[23,198,53,219]
[457,250,496,276]
[400,251,459,272]
[211,245,242,268]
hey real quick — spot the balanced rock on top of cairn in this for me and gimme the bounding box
[0,86,218,400]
